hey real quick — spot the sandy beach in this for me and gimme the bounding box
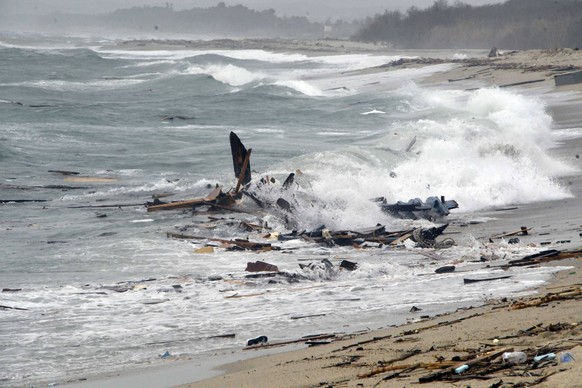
[173,46,582,388]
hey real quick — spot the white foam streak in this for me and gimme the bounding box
[11,79,145,91]
[273,80,323,96]
[186,63,263,86]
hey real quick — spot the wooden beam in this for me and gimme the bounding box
[147,186,222,212]
[235,148,252,193]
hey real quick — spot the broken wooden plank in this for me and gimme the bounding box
[389,232,413,245]
[147,186,223,212]
[499,79,546,88]
[495,249,582,269]
[207,333,236,339]
[235,148,252,193]
[463,276,511,284]
[230,131,251,187]
[246,261,278,272]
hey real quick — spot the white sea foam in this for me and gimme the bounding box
[255,86,575,231]
[272,79,323,96]
[361,109,386,115]
[11,78,145,91]
[186,63,266,86]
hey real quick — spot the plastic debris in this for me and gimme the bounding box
[247,335,268,346]
[560,352,575,363]
[533,352,556,363]
[502,351,527,364]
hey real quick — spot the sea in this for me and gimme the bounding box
[0,32,580,387]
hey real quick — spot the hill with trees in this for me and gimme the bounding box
[352,0,582,49]
[30,3,360,39]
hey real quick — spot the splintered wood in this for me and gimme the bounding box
[510,286,582,310]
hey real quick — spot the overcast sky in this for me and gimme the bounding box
[3,0,506,21]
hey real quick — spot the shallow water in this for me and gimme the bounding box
[0,32,580,387]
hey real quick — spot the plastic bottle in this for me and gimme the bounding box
[502,351,527,364]
[454,364,469,374]
[533,353,556,363]
[560,352,575,363]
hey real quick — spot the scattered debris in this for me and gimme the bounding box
[244,334,336,350]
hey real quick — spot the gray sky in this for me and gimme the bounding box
[3,0,506,21]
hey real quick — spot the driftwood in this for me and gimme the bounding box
[334,335,392,352]
[147,186,223,212]
[399,313,484,336]
[491,226,530,239]
[463,275,512,284]
[358,349,422,378]
[207,333,236,339]
[510,286,582,310]
[498,248,582,269]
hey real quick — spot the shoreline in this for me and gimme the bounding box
[182,260,580,388]
[59,46,582,387]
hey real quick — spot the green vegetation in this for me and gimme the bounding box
[352,0,582,49]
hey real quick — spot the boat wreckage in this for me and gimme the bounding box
[146,132,457,251]
[376,196,459,222]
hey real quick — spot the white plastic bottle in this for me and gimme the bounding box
[502,351,527,364]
